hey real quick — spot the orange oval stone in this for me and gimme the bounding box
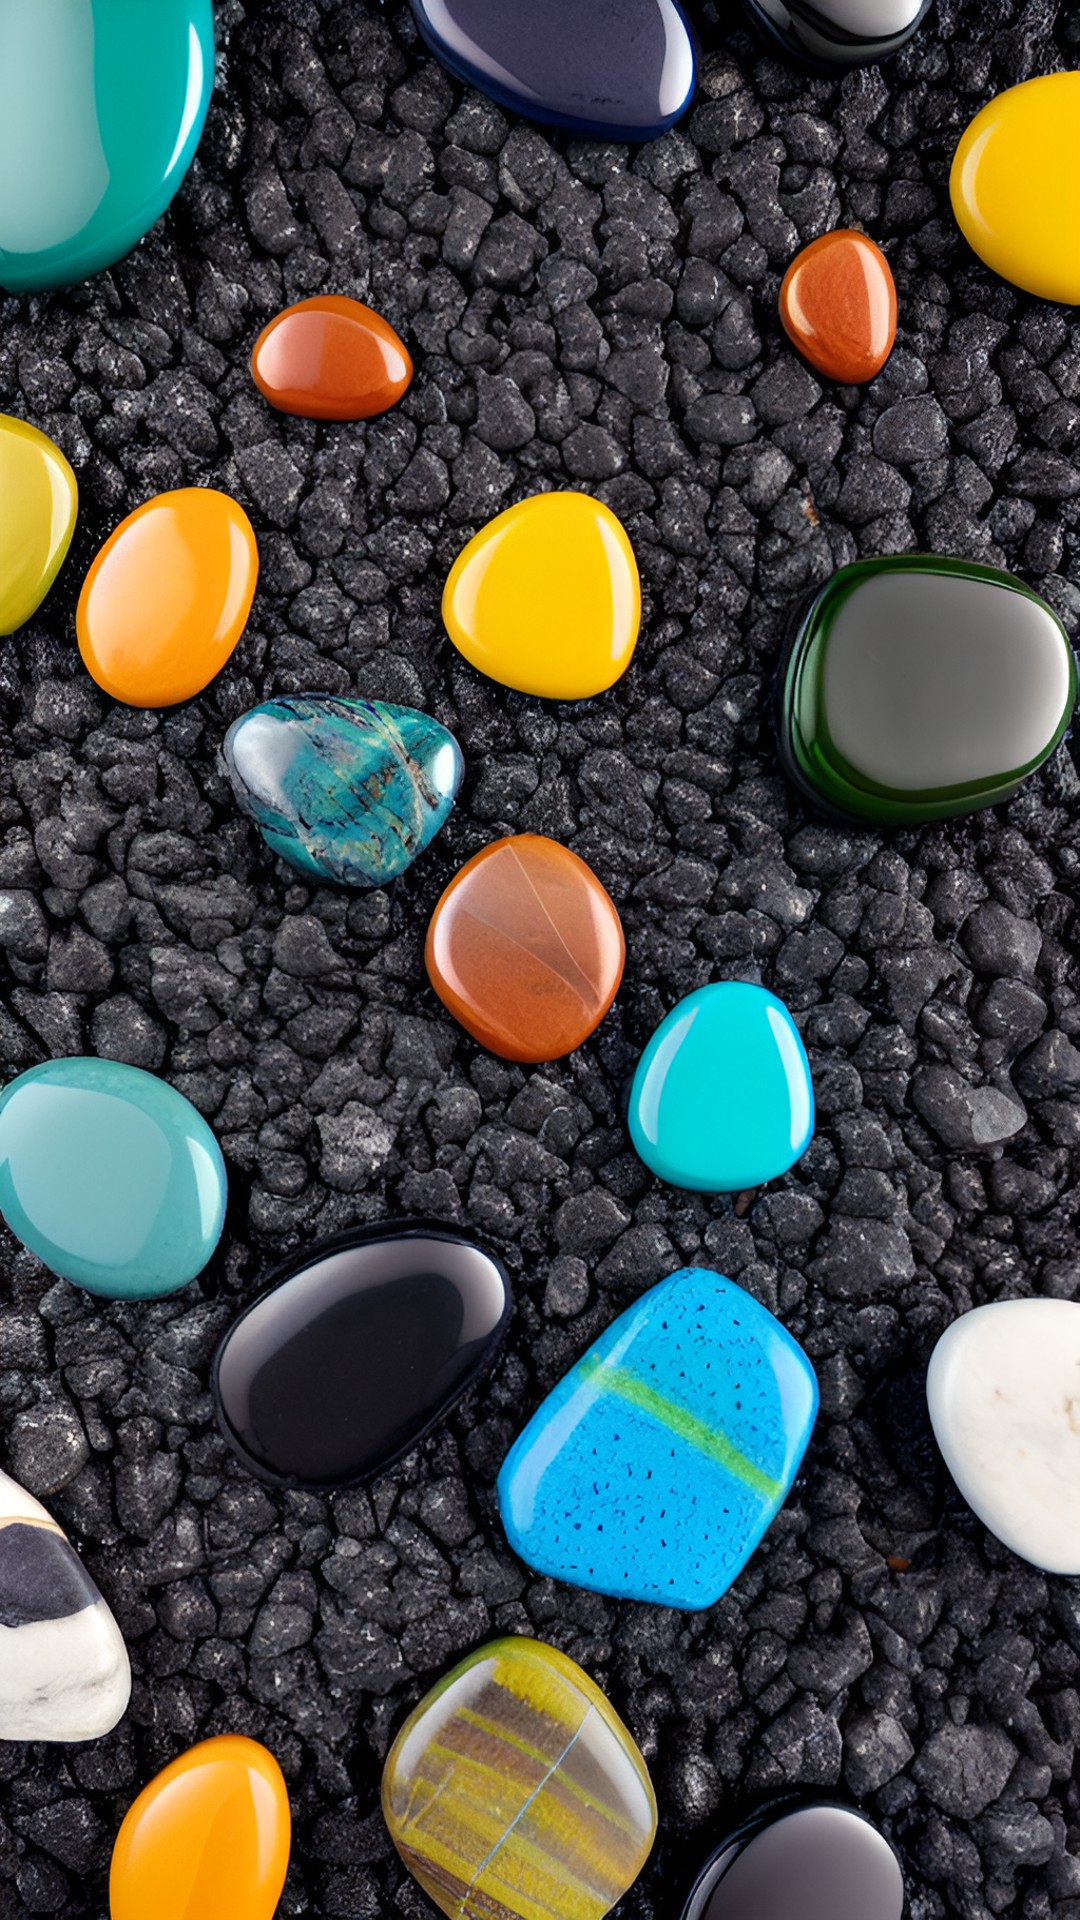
[109,1734,291,1920]
[425,834,625,1063]
[251,295,414,420]
[779,230,897,385]
[77,488,259,708]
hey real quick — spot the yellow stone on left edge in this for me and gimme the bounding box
[950,72,1080,306]
[383,1636,656,1920]
[443,491,641,700]
[0,415,77,634]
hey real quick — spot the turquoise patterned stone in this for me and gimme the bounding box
[498,1269,818,1609]
[0,1059,227,1301]
[223,695,465,889]
[0,0,215,294]
[628,982,814,1192]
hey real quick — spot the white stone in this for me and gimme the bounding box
[927,1299,1080,1576]
[0,1467,131,1741]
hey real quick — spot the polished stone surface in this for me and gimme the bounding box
[780,230,896,384]
[426,833,625,1061]
[443,492,640,700]
[251,295,413,419]
[499,1270,818,1609]
[409,0,695,141]
[682,1804,904,1920]
[223,695,463,888]
[951,73,1080,306]
[0,1058,227,1300]
[777,556,1077,825]
[0,1467,130,1743]
[927,1299,1080,1576]
[629,983,814,1192]
[0,415,78,635]
[741,0,932,68]
[214,1224,510,1488]
[0,0,214,292]
[78,487,259,709]
[383,1637,656,1920]
[109,1735,291,1920]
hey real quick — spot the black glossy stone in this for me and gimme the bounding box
[682,1804,904,1920]
[740,0,933,71]
[212,1223,511,1489]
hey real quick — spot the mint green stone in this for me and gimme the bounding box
[0,0,215,294]
[628,982,815,1192]
[0,1059,227,1301]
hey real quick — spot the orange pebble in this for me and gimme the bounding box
[779,229,897,385]
[109,1734,291,1920]
[77,488,259,708]
[251,295,413,420]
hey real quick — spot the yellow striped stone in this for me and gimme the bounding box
[382,1638,656,1920]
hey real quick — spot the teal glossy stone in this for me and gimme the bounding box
[628,982,814,1191]
[0,0,215,294]
[0,1059,227,1300]
[223,695,465,889]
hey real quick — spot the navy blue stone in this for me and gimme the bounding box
[739,0,933,71]
[223,694,464,889]
[409,0,696,141]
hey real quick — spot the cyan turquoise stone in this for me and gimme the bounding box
[628,982,814,1191]
[0,1059,227,1301]
[498,1269,819,1609]
[223,695,464,889]
[0,0,215,293]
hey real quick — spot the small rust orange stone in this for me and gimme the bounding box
[251,295,413,420]
[425,834,625,1063]
[779,230,897,385]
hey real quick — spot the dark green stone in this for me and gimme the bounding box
[776,555,1077,826]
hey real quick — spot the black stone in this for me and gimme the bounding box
[0,1524,98,1630]
[212,1224,512,1489]
[682,1803,904,1920]
[739,0,934,71]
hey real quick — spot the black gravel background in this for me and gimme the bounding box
[1,1,1079,1914]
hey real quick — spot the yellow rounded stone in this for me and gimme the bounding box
[443,492,641,700]
[0,415,77,635]
[950,72,1080,306]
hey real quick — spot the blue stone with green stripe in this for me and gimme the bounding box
[497,1269,818,1611]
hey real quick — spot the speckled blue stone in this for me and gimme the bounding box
[223,695,464,889]
[498,1269,819,1610]
[628,982,814,1192]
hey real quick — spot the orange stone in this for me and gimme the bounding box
[779,229,897,385]
[425,834,625,1063]
[77,488,259,708]
[109,1734,291,1920]
[251,295,413,420]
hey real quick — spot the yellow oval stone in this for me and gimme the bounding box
[0,415,77,635]
[950,72,1080,306]
[443,492,641,700]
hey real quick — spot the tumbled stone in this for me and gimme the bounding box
[0,1058,227,1300]
[110,1735,291,1920]
[0,1466,130,1742]
[409,0,695,141]
[740,0,932,69]
[77,488,259,708]
[951,73,1080,306]
[0,415,78,634]
[443,492,640,700]
[779,230,896,384]
[776,555,1076,825]
[498,1269,818,1609]
[382,1637,656,1920]
[927,1299,1080,1575]
[214,1223,510,1488]
[628,982,814,1191]
[251,295,413,419]
[426,834,625,1062]
[0,0,215,292]
[223,695,464,888]
[682,1804,904,1920]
